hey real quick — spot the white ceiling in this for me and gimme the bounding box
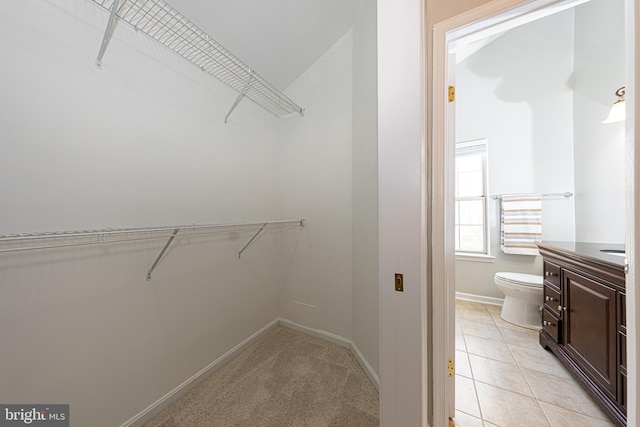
[168,0,366,90]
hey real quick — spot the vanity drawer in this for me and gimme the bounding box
[619,367,627,410]
[544,285,562,316]
[620,331,627,369]
[542,308,561,343]
[543,261,561,288]
[619,292,626,331]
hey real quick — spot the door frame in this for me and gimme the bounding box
[429,0,638,425]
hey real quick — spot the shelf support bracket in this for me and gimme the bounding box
[225,72,253,124]
[238,223,267,259]
[95,0,120,70]
[146,228,180,281]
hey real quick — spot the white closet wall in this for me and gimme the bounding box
[352,0,380,376]
[277,31,355,340]
[277,0,380,377]
[377,0,424,424]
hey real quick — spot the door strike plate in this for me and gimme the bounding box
[447,359,454,377]
[395,273,404,292]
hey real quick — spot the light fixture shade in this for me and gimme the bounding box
[603,87,626,124]
[603,99,626,123]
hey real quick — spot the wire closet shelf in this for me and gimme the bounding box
[0,219,305,280]
[89,0,304,120]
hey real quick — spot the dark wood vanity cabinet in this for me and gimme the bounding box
[538,243,626,427]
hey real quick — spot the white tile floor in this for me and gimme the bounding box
[453,299,616,427]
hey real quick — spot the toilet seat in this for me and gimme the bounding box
[495,272,543,288]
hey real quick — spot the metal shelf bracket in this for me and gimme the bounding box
[225,72,253,124]
[146,228,180,281]
[95,0,120,70]
[238,222,267,259]
[236,219,305,259]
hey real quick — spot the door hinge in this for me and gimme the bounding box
[447,359,454,377]
[448,86,455,102]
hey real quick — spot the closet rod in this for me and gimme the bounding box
[88,0,304,120]
[490,192,573,200]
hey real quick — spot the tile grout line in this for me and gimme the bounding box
[456,306,487,425]
[468,349,486,424]
[493,304,551,427]
[506,321,553,427]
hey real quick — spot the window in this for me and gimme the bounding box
[455,139,489,254]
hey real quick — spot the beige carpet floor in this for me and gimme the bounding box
[145,326,380,427]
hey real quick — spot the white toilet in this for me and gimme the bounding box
[494,272,544,330]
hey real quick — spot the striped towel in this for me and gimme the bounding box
[500,194,542,255]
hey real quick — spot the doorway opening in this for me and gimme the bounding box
[430,0,637,426]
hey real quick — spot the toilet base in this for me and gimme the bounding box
[500,296,542,330]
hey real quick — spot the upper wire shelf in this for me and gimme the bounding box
[88,0,304,120]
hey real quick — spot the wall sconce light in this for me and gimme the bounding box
[603,87,626,124]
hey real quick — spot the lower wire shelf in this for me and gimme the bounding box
[0,219,305,281]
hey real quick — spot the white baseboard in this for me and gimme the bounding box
[278,318,351,348]
[120,318,280,427]
[348,338,380,392]
[455,291,504,306]
[278,318,380,392]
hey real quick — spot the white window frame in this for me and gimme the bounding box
[454,138,490,256]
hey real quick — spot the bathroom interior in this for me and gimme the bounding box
[452,0,627,425]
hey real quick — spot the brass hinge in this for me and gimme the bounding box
[447,359,454,377]
[448,86,455,102]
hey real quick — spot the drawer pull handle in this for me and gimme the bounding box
[545,271,557,277]
[545,296,555,302]
[543,320,554,327]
